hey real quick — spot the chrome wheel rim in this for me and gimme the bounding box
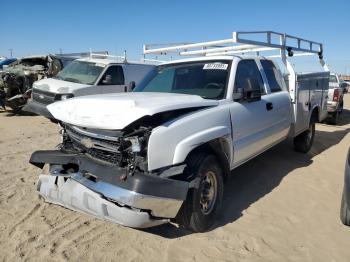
[200,171,218,215]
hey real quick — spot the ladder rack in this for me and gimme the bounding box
[143,31,324,59]
[88,51,163,65]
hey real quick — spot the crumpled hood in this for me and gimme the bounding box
[47,92,219,129]
[33,78,90,93]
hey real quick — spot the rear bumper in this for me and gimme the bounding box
[327,101,339,113]
[37,175,169,228]
[30,150,189,224]
[23,100,54,119]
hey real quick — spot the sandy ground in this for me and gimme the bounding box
[1,96,350,262]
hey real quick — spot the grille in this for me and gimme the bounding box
[32,89,56,105]
[72,140,122,165]
[65,125,122,165]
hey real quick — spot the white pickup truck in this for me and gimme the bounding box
[327,73,344,124]
[30,32,329,232]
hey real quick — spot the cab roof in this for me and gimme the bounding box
[76,57,153,66]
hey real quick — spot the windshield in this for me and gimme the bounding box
[134,61,230,99]
[55,60,104,85]
[329,75,338,83]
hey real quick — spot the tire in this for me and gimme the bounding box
[340,190,350,226]
[176,154,224,232]
[293,121,315,153]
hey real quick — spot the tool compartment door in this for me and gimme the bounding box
[293,72,329,135]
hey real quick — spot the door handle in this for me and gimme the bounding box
[266,102,273,111]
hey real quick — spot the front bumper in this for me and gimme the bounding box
[23,100,54,119]
[30,150,189,227]
[37,174,169,228]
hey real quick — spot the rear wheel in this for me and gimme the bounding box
[293,121,315,153]
[340,190,350,226]
[176,154,224,232]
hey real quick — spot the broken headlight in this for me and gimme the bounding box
[124,136,141,153]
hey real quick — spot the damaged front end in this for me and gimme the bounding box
[30,120,190,228]
[0,55,63,111]
[0,69,38,110]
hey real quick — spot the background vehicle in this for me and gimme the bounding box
[0,54,74,111]
[24,54,156,118]
[30,31,330,232]
[342,81,350,93]
[340,147,350,226]
[327,73,344,124]
[0,58,17,70]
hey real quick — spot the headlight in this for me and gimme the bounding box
[55,93,74,100]
[125,137,141,152]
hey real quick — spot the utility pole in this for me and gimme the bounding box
[59,48,63,54]
[8,49,13,58]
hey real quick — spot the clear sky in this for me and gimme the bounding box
[1,0,349,73]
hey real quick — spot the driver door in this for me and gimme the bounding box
[99,65,126,93]
[230,59,276,166]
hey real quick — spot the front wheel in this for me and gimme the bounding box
[176,154,224,232]
[293,121,315,153]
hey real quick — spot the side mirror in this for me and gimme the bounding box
[102,75,112,85]
[233,87,244,101]
[128,81,136,91]
[245,89,261,102]
[244,78,261,102]
[234,79,262,102]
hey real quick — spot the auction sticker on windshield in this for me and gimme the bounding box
[203,63,228,70]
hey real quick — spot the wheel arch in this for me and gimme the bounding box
[183,137,232,181]
[310,105,320,123]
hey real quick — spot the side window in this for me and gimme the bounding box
[234,60,264,94]
[261,60,284,93]
[100,65,125,85]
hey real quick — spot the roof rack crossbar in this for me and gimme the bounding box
[143,31,323,58]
